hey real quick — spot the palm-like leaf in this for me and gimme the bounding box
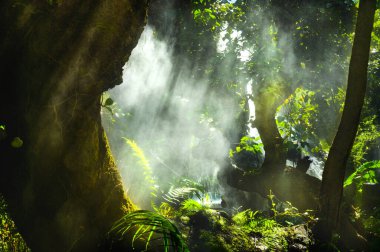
[110,210,189,252]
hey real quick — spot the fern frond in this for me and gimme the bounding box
[160,178,207,207]
[162,186,201,206]
[124,138,158,197]
[109,210,189,252]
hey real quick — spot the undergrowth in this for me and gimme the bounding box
[0,195,30,252]
[110,140,317,251]
[108,210,189,252]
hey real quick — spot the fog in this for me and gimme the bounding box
[101,0,351,208]
[102,26,237,208]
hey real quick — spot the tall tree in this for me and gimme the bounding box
[319,0,376,243]
[0,1,147,251]
[206,0,354,210]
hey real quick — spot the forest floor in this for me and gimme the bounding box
[1,194,380,251]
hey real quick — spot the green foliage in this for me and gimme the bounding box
[107,178,206,250]
[344,160,380,191]
[351,116,380,167]
[101,93,115,115]
[160,178,206,208]
[158,177,224,211]
[311,139,331,157]
[232,209,288,249]
[0,196,30,251]
[229,136,263,171]
[229,191,315,250]
[232,209,257,226]
[104,97,114,106]
[267,189,276,211]
[362,211,380,235]
[311,87,346,154]
[162,187,203,206]
[110,210,189,252]
[174,178,207,195]
[148,187,315,251]
[101,93,126,121]
[192,0,220,31]
[157,202,176,219]
[355,207,380,251]
[265,191,313,226]
[230,136,263,157]
[277,88,319,151]
[181,199,204,215]
[371,9,380,50]
[325,87,346,114]
[192,0,242,32]
[124,138,158,199]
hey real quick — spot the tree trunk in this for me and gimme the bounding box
[319,0,376,242]
[254,90,287,174]
[0,1,147,251]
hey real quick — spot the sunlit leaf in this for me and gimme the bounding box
[104,97,114,106]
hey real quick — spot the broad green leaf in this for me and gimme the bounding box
[104,97,114,106]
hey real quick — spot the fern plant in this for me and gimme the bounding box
[160,178,206,208]
[109,210,189,252]
[163,187,198,205]
[181,199,204,215]
[124,138,158,200]
[112,141,191,251]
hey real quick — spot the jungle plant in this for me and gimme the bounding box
[264,190,310,224]
[192,0,241,32]
[361,207,380,236]
[267,189,278,219]
[229,191,315,250]
[344,160,380,192]
[156,176,225,211]
[101,96,115,114]
[351,116,380,168]
[230,135,263,156]
[180,199,205,216]
[162,186,203,207]
[109,144,202,251]
[156,202,176,219]
[229,135,264,171]
[123,139,214,211]
[0,196,30,252]
[232,209,258,226]
[109,210,189,252]
[124,138,158,200]
[277,87,321,156]
[232,208,288,250]
[101,92,128,123]
[158,178,206,209]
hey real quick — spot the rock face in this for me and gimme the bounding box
[0,1,147,251]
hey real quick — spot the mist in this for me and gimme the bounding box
[102,26,238,208]
[101,1,352,208]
